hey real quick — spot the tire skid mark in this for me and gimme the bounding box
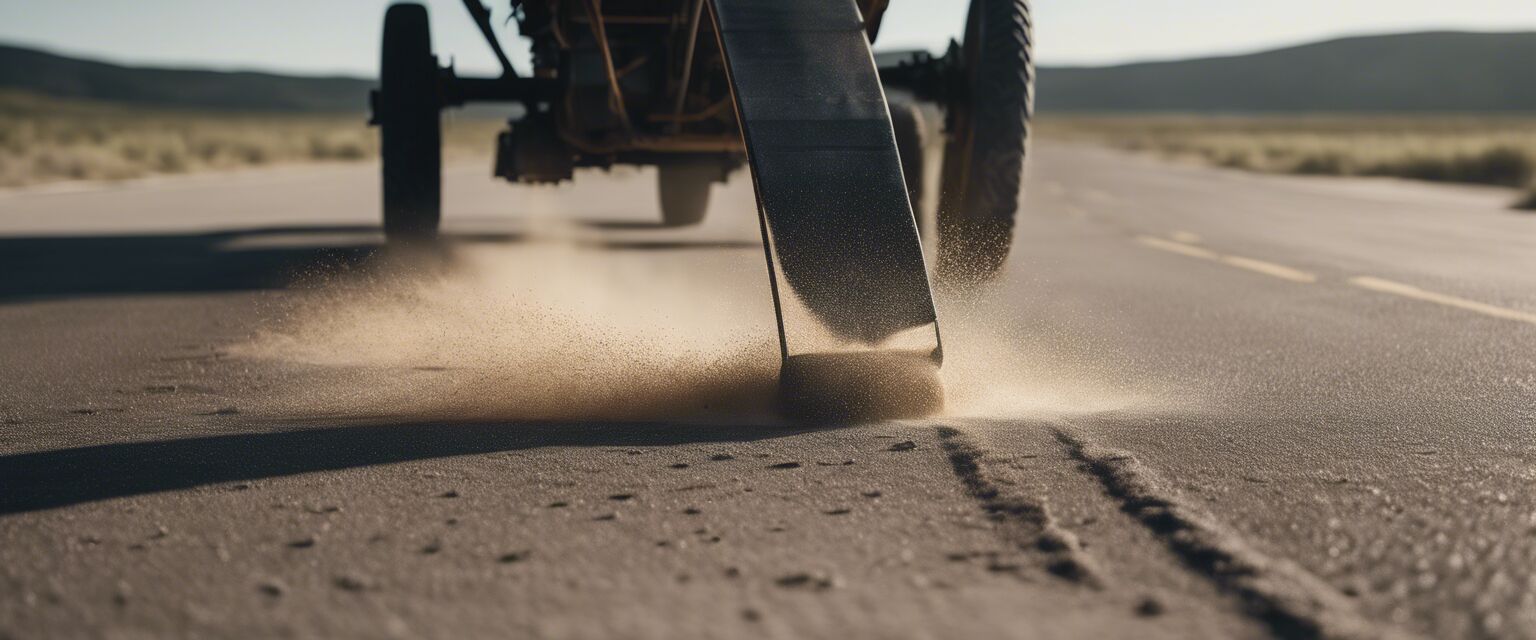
[935,426,1103,587]
[1052,425,1405,640]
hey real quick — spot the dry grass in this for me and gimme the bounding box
[10,92,1536,212]
[0,91,502,188]
[1037,115,1536,209]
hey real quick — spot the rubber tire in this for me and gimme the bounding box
[934,0,1033,286]
[379,3,442,242]
[888,100,927,224]
[657,163,714,227]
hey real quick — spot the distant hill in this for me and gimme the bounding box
[0,44,373,112]
[1037,31,1536,113]
[3,31,1535,113]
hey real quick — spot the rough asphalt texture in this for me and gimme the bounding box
[1,144,1533,639]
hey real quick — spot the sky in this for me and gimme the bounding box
[1,0,1534,76]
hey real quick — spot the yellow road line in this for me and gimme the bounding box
[1081,189,1123,204]
[1171,230,1203,244]
[1136,235,1317,283]
[1219,255,1318,283]
[1348,277,1536,326]
[1136,236,1533,326]
[1136,236,1219,260]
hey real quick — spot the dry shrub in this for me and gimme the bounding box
[1290,152,1347,176]
[1364,146,1532,187]
[0,90,503,188]
[1038,114,1536,208]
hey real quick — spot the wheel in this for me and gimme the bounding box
[935,0,1033,286]
[888,100,927,221]
[657,163,714,227]
[378,3,442,242]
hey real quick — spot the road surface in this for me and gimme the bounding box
[1,144,1532,639]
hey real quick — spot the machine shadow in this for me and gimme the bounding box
[580,220,678,230]
[0,224,760,304]
[0,225,388,304]
[0,419,821,515]
[591,239,760,251]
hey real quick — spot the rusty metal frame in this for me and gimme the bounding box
[461,0,517,77]
[577,0,633,132]
[668,0,707,133]
[452,0,749,155]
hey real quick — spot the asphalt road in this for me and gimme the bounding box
[1,143,1533,639]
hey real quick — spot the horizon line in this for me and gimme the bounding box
[2,27,1533,80]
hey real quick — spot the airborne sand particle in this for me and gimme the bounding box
[237,214,1161,425]
[241,240,782,423]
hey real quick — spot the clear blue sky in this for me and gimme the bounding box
[2,1,1534,76]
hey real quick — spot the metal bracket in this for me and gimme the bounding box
[877,41,963,107]
[461,0,518,78]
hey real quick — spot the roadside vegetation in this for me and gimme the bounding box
[1038,115,1536,210]
[0,91,501,188]
[7,90,1536,210]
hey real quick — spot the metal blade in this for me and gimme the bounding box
[708,0,941,361]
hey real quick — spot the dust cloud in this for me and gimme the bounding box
[240,232,784,424]
[934,289,1165,421]
[238,198,1154,426]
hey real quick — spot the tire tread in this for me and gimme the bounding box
[936,0,1033,284]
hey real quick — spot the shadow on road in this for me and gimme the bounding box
[593,239,760,251]
[0,225,758,305]
[0,225,389,304]
[581,220,680,230]
[0,420,815,515]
